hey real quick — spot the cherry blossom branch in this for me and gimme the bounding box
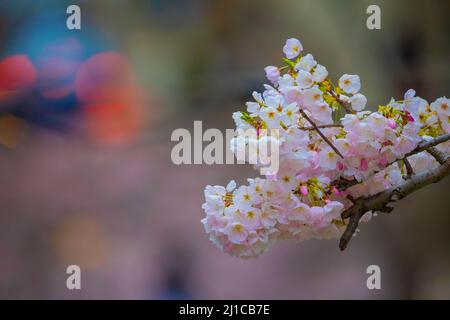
[203,37,450,259]
[339,155,450,251]
[299,109,344,159]
[335,132,450,191]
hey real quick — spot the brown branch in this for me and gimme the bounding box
[339,157,450,251]
[403,157,413,179]
[405,133,450,156]
[299,124,343,130]
[335,133,450,191]
[426,146,447,165]
[299,109,344,159]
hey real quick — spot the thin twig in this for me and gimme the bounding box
[299,109,344,159]
[339,157,450,250]
[405,133,450,156]
[299,124,343,130]
[403,157,413,179]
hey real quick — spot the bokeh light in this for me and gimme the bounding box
[76,52,146,145]
[0,54,36,94]
[36,37,82,99]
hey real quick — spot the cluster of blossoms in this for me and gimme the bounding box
[202,38,450,258]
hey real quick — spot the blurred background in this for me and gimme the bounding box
[0,0,449,299]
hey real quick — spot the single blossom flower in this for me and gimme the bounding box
[339,74,361,94]
[283,38,303,59]
[349,93,367,111]
[295,53,317,71]
[312,64,328,83]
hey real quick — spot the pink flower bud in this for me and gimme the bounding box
[387,119,397,129]
[405,111,414,122]
[360,158,369,171]
[300,185,308,195]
